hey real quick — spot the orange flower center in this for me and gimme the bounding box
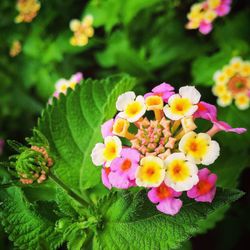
[228,75,248,95]
[121,159,132,171]
[197,180,212,195]
[156,183,172,199]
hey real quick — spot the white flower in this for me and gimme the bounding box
[179,131,220,165]
[91,136,122,166]
[164,152,198,192]
[116,91,146,122]
[163,86,201,120]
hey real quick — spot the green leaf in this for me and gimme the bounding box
[0,187,62,250]
[37,75,136,191]
[94,188,243,250]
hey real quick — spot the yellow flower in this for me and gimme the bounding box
[135,156,165,187]
[116,91,146,122]
[112,118,135,139]
[164,86,201,120]
[212,83,227,96]
[217,92,233,107]
[164,153,198,192]
[235,93,249,110]
[213,70,229,85]
[69,15,94,47]
[179,131,220,165]
[229,57,243,72]
[9,40,22,57]
[240,62,250,77]
[91,136,122,166]
[222,65,236,78]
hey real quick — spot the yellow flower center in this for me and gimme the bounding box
[103,141,118,161]
[184,136,208,160]
[60,84,68,93]
[125,101,143,118]
[168,159,190,182]
[170,97,192,115]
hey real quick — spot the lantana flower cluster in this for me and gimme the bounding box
[49,72,83,103]
[15,0,41,23]
[212,57,250,110]
[91,83,246,215]
[69,15,94,47]
[186,0,232,35]
[9,40,22,57]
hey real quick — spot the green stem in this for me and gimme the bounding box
[49,172,89,207]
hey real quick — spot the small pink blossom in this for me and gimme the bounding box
[71,72,83,82]
[144,83,175,102]
[187,168,217,202]
[199,21,213,35]
[148,182,182,215]
[194,101,217,121]
[215,0,232,16]
[101,119,114,138]
[108,148,140,189]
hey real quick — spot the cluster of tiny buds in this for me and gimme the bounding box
[19,146,53,184]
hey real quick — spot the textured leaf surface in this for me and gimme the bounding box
[0,187,62,250]
[38,75,136,191]
[94,188,244,250]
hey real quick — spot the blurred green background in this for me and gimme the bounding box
[0,0,249,249]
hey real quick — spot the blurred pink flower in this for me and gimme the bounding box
[199,21,213,35]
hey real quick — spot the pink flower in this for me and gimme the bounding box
[71,72,83,82]
[207,120,247,136]
[144,83,175,102]
[108,148,140,189]
[215,0,232,16]
[194,101,217,121]
[148,182,182,215]
[101,167,112,189]
[101,119,114,138]
[199,21,213,35]
[187,168,217,203]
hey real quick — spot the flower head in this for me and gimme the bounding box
[70,15,94,47]
[148,182,182,215]
[91,82,245,215]
[9,40,22,57]
[15,0,41,23]
[212,57,250,110]
[187,168,217,202]
[186,0,232,35]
